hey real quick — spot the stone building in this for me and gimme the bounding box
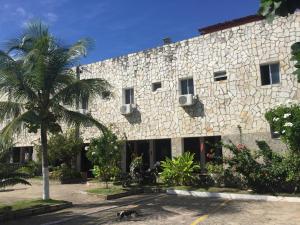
[12,13,300,172]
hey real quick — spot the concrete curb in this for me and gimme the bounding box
[166,189,300,203]
[0,202,73,222]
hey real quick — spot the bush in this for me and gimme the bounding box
[86,130,123,188]
[49,164,82,182]
[17,161,41,177]
[160,152,200,186]
[265,104,300,153]
[225,141,300,193]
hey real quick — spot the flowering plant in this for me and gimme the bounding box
[265,104,300,153]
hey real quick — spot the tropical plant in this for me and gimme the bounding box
[0,163,31,188]
[36,128,83,167]
[0,21,111,199]
[129,155,144,185]
[224,141,300,193]
[49,163,82,183]
[86,130,122,188]
[265,104,300,153]
[160,152,200,186]
[258,0,300,82]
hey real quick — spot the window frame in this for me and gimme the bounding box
[179,77,194,95]
[214,71,227,82]
[123,87,134,105]
[152,82,162,92]
[260,62,280,86]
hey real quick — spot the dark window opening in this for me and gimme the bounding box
[180,78,194,95]
[155,139,171,162]
[214,71,227,81]
[152,82,162,92]
[260,63,280,86]
[124,88,134,104]
[81,97,88,110]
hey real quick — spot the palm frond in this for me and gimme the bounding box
[53,104,107,132]
[0,101,24,122]
[51,78,112,106]
[68,38,94,60]
[0,178,31,188]
[0,110,38,142]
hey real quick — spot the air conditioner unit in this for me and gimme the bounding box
[178,94,196,107]
[120,104,134,115]
[78,108,88,114]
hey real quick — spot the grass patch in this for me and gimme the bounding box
[86,187,126,195]
[0,199,68,214]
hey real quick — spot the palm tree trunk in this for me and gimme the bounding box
[41,122,50,200]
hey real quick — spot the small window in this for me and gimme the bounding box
[152,82,162,92]
[260,63,280,86]
[180,78,194,95]
[124,88,134,104]
[82,97,88,110]
[214,71,227,81]
[270,126,280,139]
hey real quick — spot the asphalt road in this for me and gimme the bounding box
[3,193,300,225]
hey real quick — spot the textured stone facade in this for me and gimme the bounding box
[14,13,300,154]
[78,13,300,152]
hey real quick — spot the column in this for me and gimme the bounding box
[121,143,127,172]
[171,137,184,157]
[149,140,155,168]
[199,137,206,173]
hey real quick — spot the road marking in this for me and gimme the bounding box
[189,199,231,225]
[41,194,166,225]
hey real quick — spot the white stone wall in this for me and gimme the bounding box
[78,13,300,149]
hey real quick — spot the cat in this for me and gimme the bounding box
[117,210,139,220]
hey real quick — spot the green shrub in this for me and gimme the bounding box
[87,130,123,188]
[265,104,300,153]
[49,164,82,182]
[129,156,144,185]
[225,141,300,193]
[17,161,41,177]
[160,152,200,186]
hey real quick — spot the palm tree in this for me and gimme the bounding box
[0,21,111,200]
[0,163,31,189]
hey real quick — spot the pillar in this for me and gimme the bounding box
[121,143,127,172]
[171,137,184,157]
[149,140,155,168]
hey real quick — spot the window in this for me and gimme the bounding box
[81,97,88,110]
[180,78,194,95]
[260,63,280,86]
[214,71,227,81]
[152,82,162,92]
[124,88,134,104]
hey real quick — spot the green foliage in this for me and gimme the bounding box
[258,0,300,22]
[129,156,144,185]
[47,129,83,167]
[86,130,122,187]
[17,161,41,177]
[225,141,300,193]
[160,152,200,186]
[49,164,82,182]
[0,163,31,188]
[265,104,300,153]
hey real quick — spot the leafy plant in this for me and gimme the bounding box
[160,152,200,186]
[17,161,41,177]
[129,156,144,185]
[291,42,300,82]
[0,164,31,188]
[49,163,82,182]
[225,141,300,193]
[86,130,123,188]
[265,104,300,153]
[0,21,112,199]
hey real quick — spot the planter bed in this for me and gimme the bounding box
[0,199,72,222]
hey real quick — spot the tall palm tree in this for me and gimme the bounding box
[0,21,111,200]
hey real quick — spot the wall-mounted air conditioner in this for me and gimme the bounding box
[120,104,134,115]
[178,94,196,107]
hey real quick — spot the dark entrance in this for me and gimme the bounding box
[183,136,222,165]
[126,140,150,172]
[155,139,171,163]
[80,144,93,177]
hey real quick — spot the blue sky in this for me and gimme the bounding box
[0,0,260,64]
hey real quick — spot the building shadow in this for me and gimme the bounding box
[183,99,205,118]
[123,108,142,124]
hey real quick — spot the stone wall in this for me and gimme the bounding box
[76,13,300,151]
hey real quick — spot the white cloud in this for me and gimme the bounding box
[16,7,26,16]
[45,12,58,23]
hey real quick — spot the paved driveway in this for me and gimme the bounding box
[1,181,300,225]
